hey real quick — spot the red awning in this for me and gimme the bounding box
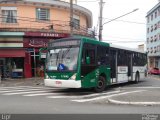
[0,49,25,57]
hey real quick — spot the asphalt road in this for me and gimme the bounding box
[0,77,160,115]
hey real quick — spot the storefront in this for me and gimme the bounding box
[23,32,69,78]
[0,32,25,79]
[0,31,69,79]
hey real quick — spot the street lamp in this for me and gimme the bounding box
[99,8,139,41]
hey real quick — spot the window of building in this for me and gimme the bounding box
[158,7,160,16]
[157,34,160,40]
[147,28,150,33]
[150,36,153,42]
[157,45,160,52]
[147,48,149,53]
[147,38,149,43]
[151,14,153,21]
[150,47,153,53]
[151,25,153,32]
[155,11,157,18]
[1,7,17,23]
[147,16,150,23]
[73,14,80,29]
[154,35,157,41]
[158,21,160,28]
[154,24,157,30]
[154,47,157,53]
[36,8,50,21]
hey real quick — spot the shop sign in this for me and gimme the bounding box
[24,38,49,48]
[25,32,69,38]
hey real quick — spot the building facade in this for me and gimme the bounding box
[0,0,92,78]
[146,2,160,69]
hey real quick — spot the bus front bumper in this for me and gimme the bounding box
[44,79,81,88]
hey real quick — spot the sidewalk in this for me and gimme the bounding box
[107,88,160,106]
[0,77,44,87]
[107,76,160,106]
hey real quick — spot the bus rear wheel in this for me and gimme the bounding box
[94,76,106,92]
[135,72,140,83]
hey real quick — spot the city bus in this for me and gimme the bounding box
[44,36,147,92]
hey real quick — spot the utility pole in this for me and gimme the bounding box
[70,0,73,36]
[99,0,104,41]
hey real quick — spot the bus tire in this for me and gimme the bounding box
[135,72,140,83]
[94,76,106,92]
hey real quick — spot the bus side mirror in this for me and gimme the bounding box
[86,56,90,64]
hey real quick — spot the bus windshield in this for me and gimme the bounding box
[46,46,79,71]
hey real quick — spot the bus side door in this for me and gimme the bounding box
[81,43,96,76]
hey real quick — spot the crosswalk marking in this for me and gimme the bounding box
[2,90,48,95]
[0,86,127,103]
[0,89,51,93]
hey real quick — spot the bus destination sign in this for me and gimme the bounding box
[49,40,80,47]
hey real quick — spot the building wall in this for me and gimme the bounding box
[0,1,91,35]
[146,2,160,68]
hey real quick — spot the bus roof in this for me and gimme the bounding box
[110,44,145,54]
[49,36,110,47]
[49,36,145,54]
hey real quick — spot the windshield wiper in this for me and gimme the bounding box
[62,47,72,60]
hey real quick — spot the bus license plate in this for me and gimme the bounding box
[55,81,62,85]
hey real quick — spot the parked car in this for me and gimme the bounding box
[148,67,160,75]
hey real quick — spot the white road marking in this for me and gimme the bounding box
[72,90,145,102]
[48,90,121,99]
[120,86,160,89]
[107,99,160,105]
[2,91,48,95]
[47,96,79,99]
[0,89,50,93]
[0,86,60,90]
[23,93,56,96]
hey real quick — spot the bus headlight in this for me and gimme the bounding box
[70,74,77,80]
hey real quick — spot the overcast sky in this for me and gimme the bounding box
[77,0,158,48]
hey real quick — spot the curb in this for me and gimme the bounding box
[108,97,160,106]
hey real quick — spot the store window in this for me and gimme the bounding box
[1,7,17,23]
[36,8,50,21]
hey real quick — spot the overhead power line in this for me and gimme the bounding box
[77,0,98,2]
[103,18,151,25]
[103,40,145,43]
[103,36,146,41]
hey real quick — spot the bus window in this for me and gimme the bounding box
[82,43,96,65]
[97,45,109,66]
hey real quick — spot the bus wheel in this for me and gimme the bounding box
[94,76,106,92]
[135,72,140,83]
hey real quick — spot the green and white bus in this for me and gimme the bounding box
[44,36,147,92]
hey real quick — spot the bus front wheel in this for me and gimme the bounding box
[94,76,106,92]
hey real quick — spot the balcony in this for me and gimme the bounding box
[0,20,94,37]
